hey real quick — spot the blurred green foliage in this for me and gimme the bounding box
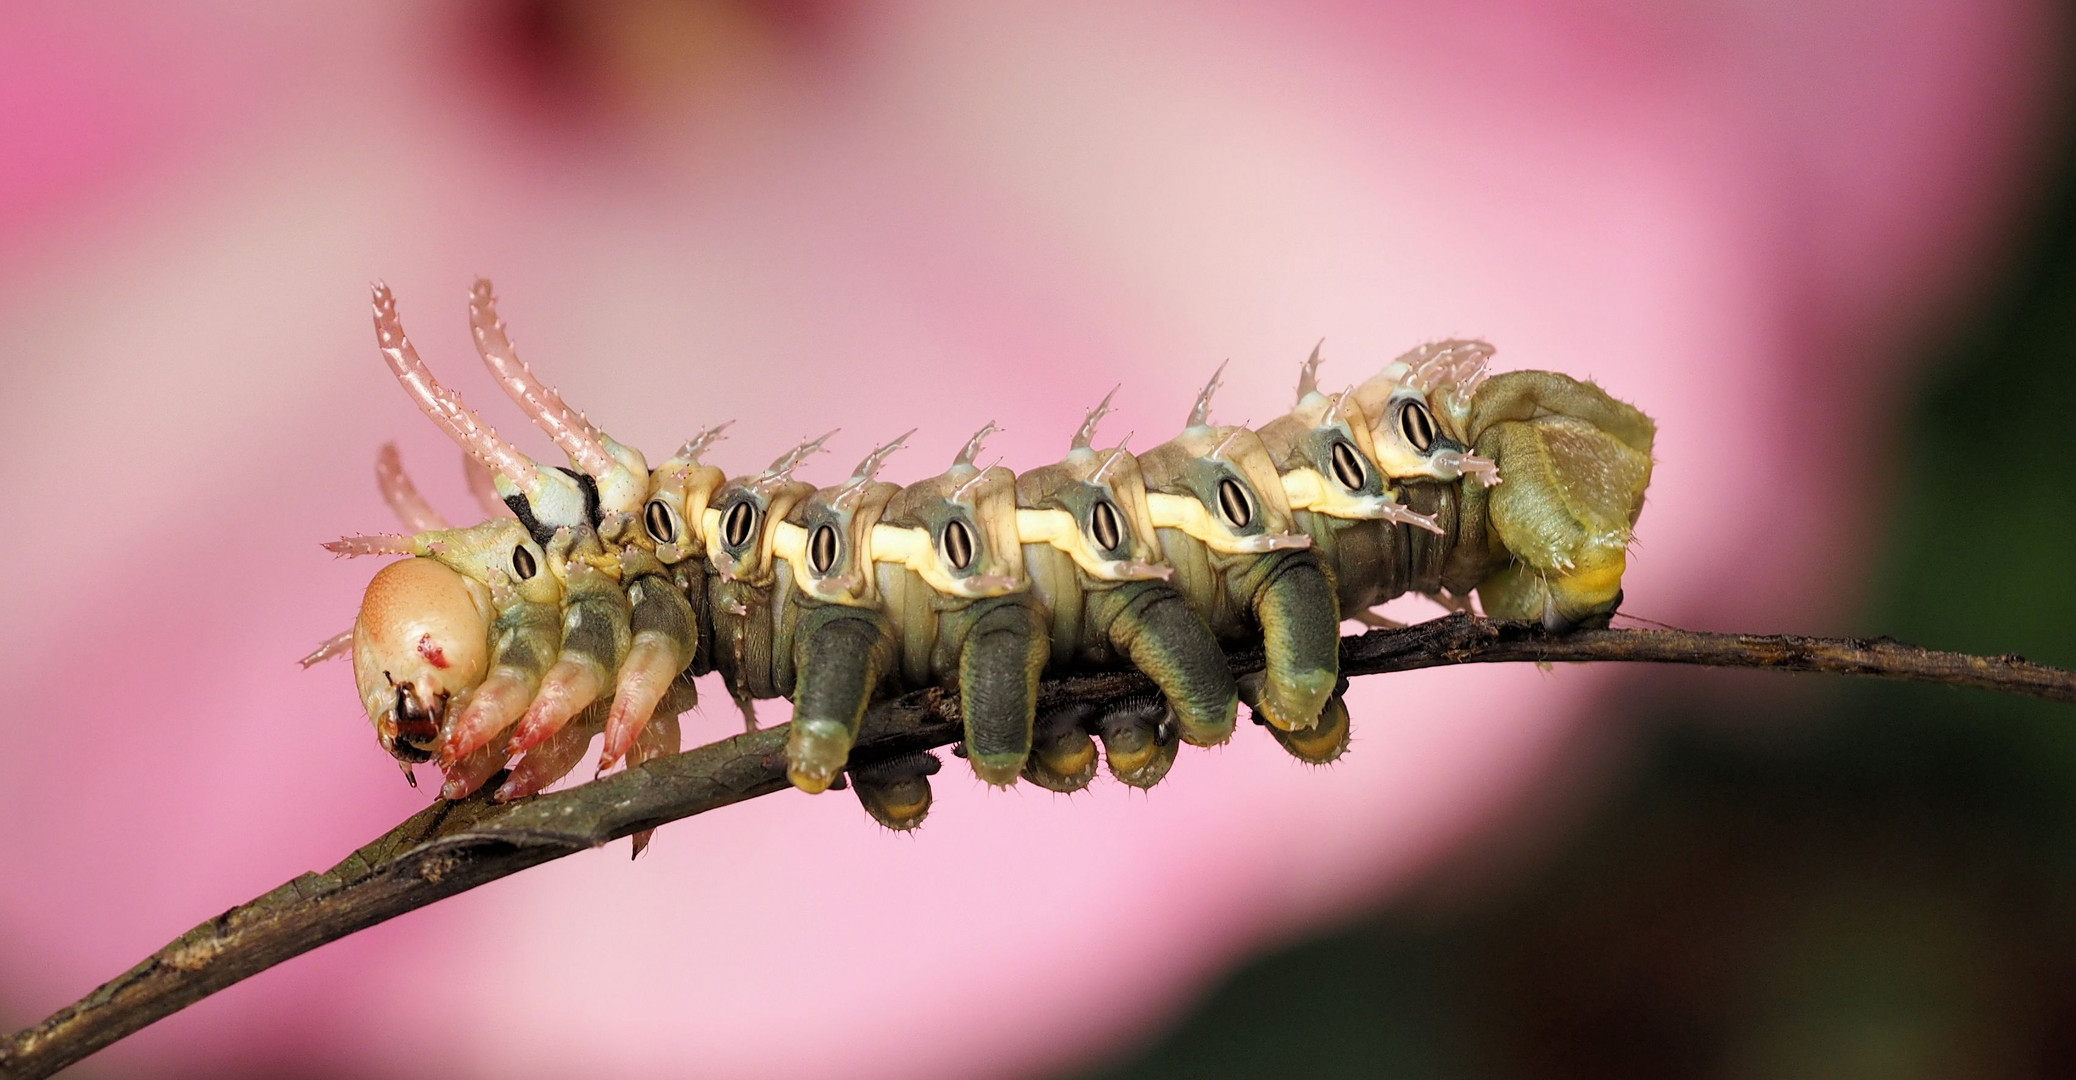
[1077,92,2076,1080]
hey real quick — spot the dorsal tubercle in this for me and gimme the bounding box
[1090,437,1133,484]
[1295,341,1325,403]
[766,430,838,482]
[1187,361,1228,429]
[836,431,914,507]
[1071,387,1120,451]
[954,422,998,468]
[674,421,733,463]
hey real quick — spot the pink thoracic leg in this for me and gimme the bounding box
[598,634,686,770]
[496,709,603,801]
[439,738,509,801]
[506,654,608,755]
[624,712,682,856]
[441,666,540,766]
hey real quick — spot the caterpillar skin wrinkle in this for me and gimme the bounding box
[320,281,1655,831]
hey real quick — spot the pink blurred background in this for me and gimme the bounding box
[0,1,2062,1076]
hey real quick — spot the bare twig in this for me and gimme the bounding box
[4,615,2071,1079]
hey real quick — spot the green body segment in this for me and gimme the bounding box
[490,594,562,688]
[1236,550,1340,731]
[1015,447,1242,749]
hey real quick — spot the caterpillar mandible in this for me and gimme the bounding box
[316,281,1657,832]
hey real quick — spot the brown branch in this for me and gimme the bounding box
[5,615,2072,1079]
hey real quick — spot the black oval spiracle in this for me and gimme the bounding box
[1328,439,1366,490]
[644,499,675,544]
[1399,400,1437,453]
[1090,499,1123,552]
[511,543,538,580]
[722,499,756,548]
[943,518,974,569]
[809,523,839,575]
[1215,477,1252,528]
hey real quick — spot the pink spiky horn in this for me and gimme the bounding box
[372,284,542,495]
[375,443,449,534]
[467,279,619,481]
[1295,341,1325,403]
[323,533,419,558]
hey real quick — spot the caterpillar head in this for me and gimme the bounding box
[1136,365,1310,556]
[882,424,1027,598]
[705,432,830,584]
[349,557,493,765]
[640,424,731,567]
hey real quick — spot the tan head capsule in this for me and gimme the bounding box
[351,557,493,766]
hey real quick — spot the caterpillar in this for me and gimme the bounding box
[313,281,1656,835]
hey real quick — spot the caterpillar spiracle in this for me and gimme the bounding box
[309,281,1657,835]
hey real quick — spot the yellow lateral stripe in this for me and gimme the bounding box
[771,521,807,567]
[700,507,723,562]
[1280,467,1398,521]
[867,523,964,595]
[1015,506,1138,581]
[1146,492,1239,552]
[1014,507,1070,545]
[1280,468,1329,511]
[1146,491,1310,555]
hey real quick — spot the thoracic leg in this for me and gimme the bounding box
[511,554,631,753]
[1100,581,1238,747]
[443,595,560,767]
[440,738,509,801]
[786,606,896,794]
[600,568,696,769]
[624,712,683,855]
[1244,551,1340,731]
[497,706,603,801]
[955,596,1048,786]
